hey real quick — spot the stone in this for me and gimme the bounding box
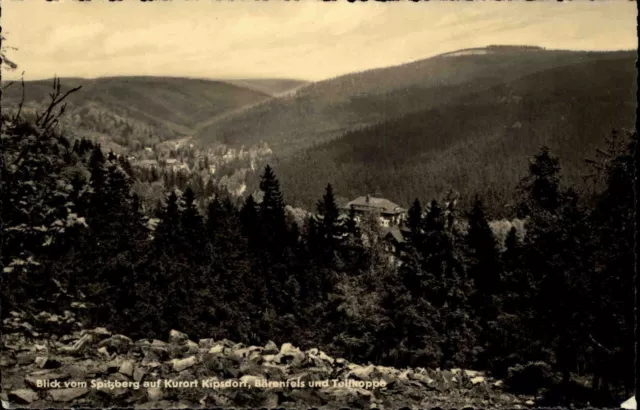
[471,376,485,385]
[66,364,88,380]
[1,355,17,367]
[240,375,267,387]
[147,387,163,402]
[85,327,111,339]
[25,370,69,388]
[97,334,132,354]
[16,351,36,365]
[8,389,39,404]
[34,356,48,368]
[47,387,89,402]
[171,356,197,372]
[208,344,225,354]
[119,360,135,377]
[169,329,189,345]
[264,340,279,354]
[59,334,93,355]
[198,338,216,349]
[103,357,124,373]
[262,354,276,362]
[133,366,146,382]
[348,364,375,381]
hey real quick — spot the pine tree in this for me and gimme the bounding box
[181,187,206,256]
[239,194,260,247]
[517,145,562,218]
[258,165,288,255]
[407,198,423,241]
[313,183,347,266]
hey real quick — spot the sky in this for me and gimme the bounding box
[1,0,637,82]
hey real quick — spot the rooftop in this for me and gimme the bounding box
[381,226,406,244]
[343,196,406,215]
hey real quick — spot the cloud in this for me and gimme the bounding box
[1,1,636,81]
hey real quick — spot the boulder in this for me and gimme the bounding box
[208,344,225,355]
[133,366,146,382]
[198,338,216,349]
[170,356,198,372]
[119,359,135,377]
[147,387,163,402]
[8,389,39,404]
[168,330,189,345]
[47,387,89,402]
[97,334,132,354]
[264,341,279,354]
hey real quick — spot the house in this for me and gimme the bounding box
[165,158,189,172]
[132,159,158,169]
[341,195,407,227]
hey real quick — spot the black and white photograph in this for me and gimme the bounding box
[0,0,637,408]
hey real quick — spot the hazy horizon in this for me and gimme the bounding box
[2,1,637,82]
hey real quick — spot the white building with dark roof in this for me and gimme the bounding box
[341,195,407,227]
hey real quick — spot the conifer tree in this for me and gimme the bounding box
[313,183,347,266]
[407,198,423,242]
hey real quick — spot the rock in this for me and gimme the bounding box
[25,370,69,388]
[8,389,39,404]
[525,399,535,405]
[147,387,163,402]
[198,338,216,349]
[102,357,124,373]
[66,364,88,380]
[119,360,135,377]
[264,341,279,354]
[59,334,93,355]
[169,329,189,345]
[278,343,305,366]
[208,344,225,354]
[348,364,375,381]
[16,351,36,365]
[97,334,132,354]
[85,327,111,340]
[47,387,89,402]
[171,356,197,372]
[240,375,267,387]
[262,354,276,362]
[471,376,485,385]
[34,356,48,368]
[1,355,17,367]
[146,340,170,361]
[186,340,199,355]
[464,369,482,378]
[133,366,146,382]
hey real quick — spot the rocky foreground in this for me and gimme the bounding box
[1,310,536,409]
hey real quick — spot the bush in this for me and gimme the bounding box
[506,361,560,396]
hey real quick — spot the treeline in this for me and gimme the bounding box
[1,94,635,407]
[274,54,636,215]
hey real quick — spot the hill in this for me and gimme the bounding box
[194,46,632,155]
[1,76,273,136]
[268,53,636,213]
[221,78,309,96]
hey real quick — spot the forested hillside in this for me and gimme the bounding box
[272,54,636,214]
[2,83,635,408]
[194,47,632,154]
[1,76,273,148]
